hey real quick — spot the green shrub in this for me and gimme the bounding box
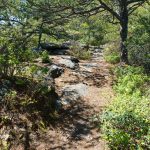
[127,8,150,71]
[128,44,150,72]
[105,54,120,64]
[101,109,150,149]
[16,64,49,80]
[0,47,19,77]
[114,66,144,77]
[100,66,150,149]
[103,42,120,64]
[41,50,51,63]
[0,27,39,78]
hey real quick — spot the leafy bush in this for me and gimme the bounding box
[0,36,38,77]
[105,54,120,64]
[41,50,51,63]
[128,44,150,72]
[114,67,149,95]
[100,66,150,149]
[127,7,150,71]
[0,48,19,77]
[103,42,120,64]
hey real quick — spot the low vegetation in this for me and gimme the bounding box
[103,42,120,64]
[100,66,150,149]
[41,50,52,63]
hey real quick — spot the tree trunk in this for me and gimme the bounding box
[119,1,129,64]
[120,22,128,63]
[38,23,43,49]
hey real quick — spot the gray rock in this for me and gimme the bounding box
[94,48,102,52]
[61,56,79,63]
[61,56,71,59]
[49,65,64,78]
[82,63,99,68]
[61,83,87,105]
[40,42,69,55]
[60,59,76,69]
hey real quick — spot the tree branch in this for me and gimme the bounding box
[98,0,121,22]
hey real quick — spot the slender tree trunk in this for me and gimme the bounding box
[120,22,128,63]
[119,1,129,64]
[38,23,43,49]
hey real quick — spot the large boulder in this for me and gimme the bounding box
[40,43,69,55]
[40,43,67,50]
[60,83,87,105]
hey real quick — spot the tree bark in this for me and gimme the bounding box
[38,23,43,49]
[119,1,129,64]
[120,22,128,63]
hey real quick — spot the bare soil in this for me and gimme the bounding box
[36,52,114,150]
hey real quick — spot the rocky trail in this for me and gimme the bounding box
[1,48,114,150]
[29,48,114,150]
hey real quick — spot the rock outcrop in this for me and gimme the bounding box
[60,83,88,105]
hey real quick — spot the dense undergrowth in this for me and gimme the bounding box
[100,66,150,149]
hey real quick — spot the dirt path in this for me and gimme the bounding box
[30,49,114,150]
[10,49,114,150]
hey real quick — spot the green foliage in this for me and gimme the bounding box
[41,51,51,63]
[127,5,150,70]
[114,67,149,95]
[66,14,107,46]
[0,24,39,77]
[69,43,92,60]
[103,42,120,64]
[100,66,150,149]
[105,55,120,64]
[0,47,19,77]
[114,66,145,77]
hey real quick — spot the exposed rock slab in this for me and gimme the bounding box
[59,59,76,69]
[61,83,88,105]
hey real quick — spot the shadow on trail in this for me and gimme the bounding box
[35,99,102,150]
